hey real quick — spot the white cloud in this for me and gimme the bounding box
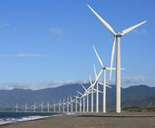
[0,76,154,90]
[121,75,155,88]
[0,80,86,90]
[0,53,44,58]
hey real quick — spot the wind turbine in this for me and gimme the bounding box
[69,96,76,113]
[73,94,80,113]
[31,102,37,112]
[93,46,113,113]
[23,103,28,112]
[80,84,90,113]
[39,102,44,113]
[89,76,94,113]
[62,98,65,113]
[66,96,70,113]
[15,103,18,112]
[58,100,62,113]
[89,74,104,113]
[77,81,99,113]
[53,103,56,113]
[63,98,68,113]
[46,101,51,113]
[88,5,146,113]
[93,64,103,113]
[77,91,85,113]
[74,94,82,113]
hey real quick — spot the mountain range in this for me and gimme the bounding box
[0,83,155,109]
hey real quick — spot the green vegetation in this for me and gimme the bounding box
[122,106,155,112]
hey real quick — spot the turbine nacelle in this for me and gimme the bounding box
[102,67,107,70]
[116,34,123,37]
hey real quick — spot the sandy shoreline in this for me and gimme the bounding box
[1,112,155,128]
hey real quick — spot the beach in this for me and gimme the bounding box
[1,112,155,128]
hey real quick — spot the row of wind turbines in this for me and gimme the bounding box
[15,4,146,114]
[15,102,52,113]
[86,4,146,113]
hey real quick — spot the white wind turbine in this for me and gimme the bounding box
[53,103,56,113]
[80,82,102,113]
[62,98,65,113]
[93,46,113,113]
[89,76,99,113]
[80,84,90,113]
[66,96,70,113]
[69,96,76,113]
[74,94,82,113]
[39,102,44,113]
[15,103,18,112]
[58,100,62,113]
[78,80,101,113]
[63,98,68,113]
[23,103,28,112]
[31,102,37,112]
[46,101,51,113]
[77,88,93,113]
[77,91,85,113]
[73,94,80,113]
[88,5,146,113]
[93,65,105,113]
[89,76,94,113]
[94,69,100,113]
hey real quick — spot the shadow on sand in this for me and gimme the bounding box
[77,114,155,118]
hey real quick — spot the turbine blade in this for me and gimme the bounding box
[106,84,112,88]
[89,76,92,85]
[80,83,87,91]
[109,37,116,84]
[93,64,97,79]
[107,67,125,70]
[87,5,116,35]
[106,67,116,70]
[98,90,103,93]
[98,81,103,85]
[93,45,104,67]
[77,91,83,96]
[119,21,147,36]
[70,96,72,100]
[88,69,103,91]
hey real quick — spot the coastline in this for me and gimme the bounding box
[0,113,63,126]
[1,112,155,128]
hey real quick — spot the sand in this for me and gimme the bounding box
[1,112,155,128]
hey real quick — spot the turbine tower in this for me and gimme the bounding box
[47,102,51,113]
[90,76,94,113]
[58,100,62,113]
[88,5,146,113]
[24,103,28,112]
[62,98,65,113]
[53,103,56,113]
[40,102,44,113]
[73,95,79,113]
[15,103,18,112]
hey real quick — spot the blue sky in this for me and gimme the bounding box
[0,0,154,87]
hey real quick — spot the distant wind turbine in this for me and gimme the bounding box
[31,102,37,112]
[39,102,44,113]
[15,103,18,112]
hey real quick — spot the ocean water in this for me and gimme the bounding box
[0,112,59,126]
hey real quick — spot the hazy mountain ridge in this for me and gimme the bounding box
[0,84,155,108]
